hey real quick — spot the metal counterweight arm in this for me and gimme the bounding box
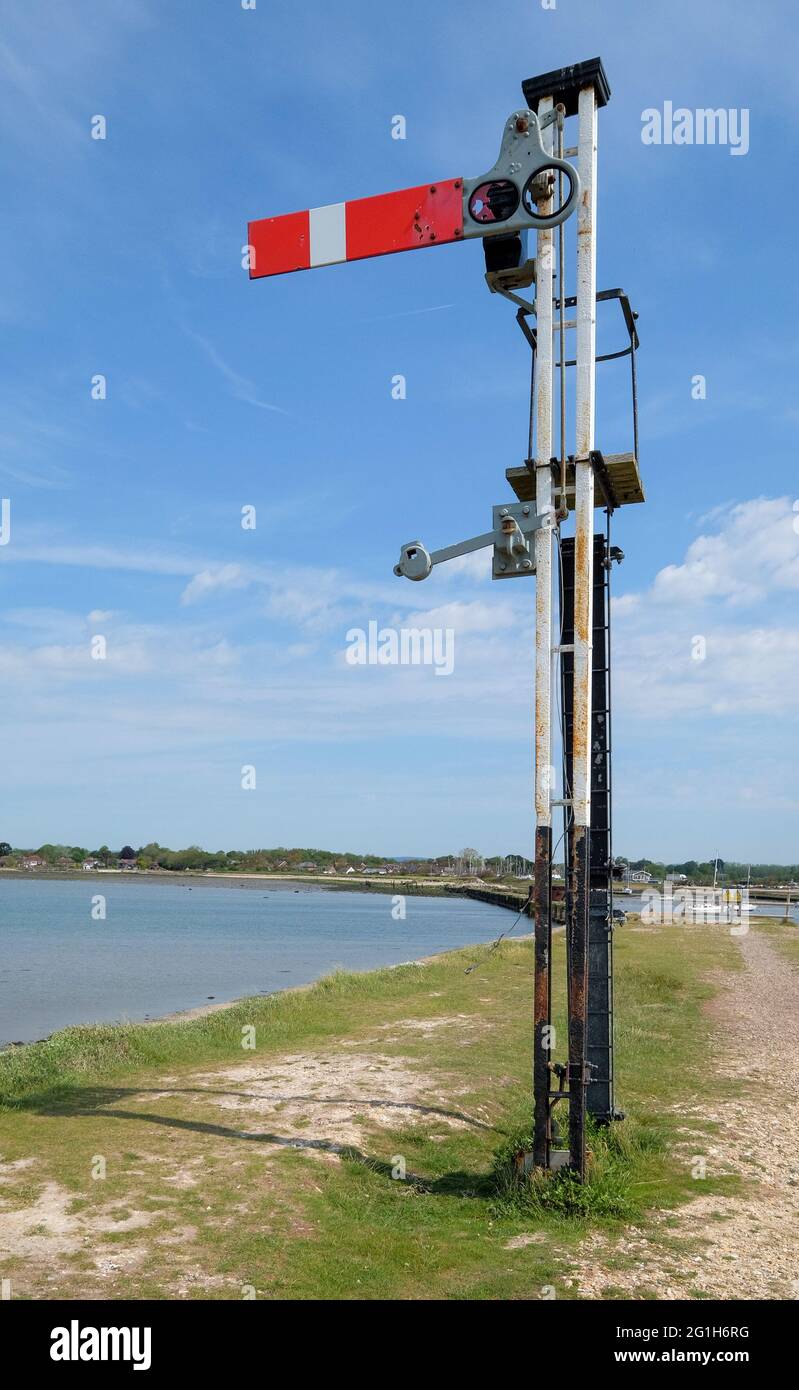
[394,511,545,581]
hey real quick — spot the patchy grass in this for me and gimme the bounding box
[0,918,743,1300]
[492,1116,670,1221]
[751,914,799,969]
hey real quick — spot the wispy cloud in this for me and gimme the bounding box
[359,303,457,323]
[0,406,75,489]
[180,563,249,606]
[0,542,199,576]
[182,327,290,415]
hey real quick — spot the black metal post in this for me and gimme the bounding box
[533,824,552,1167]
[586,532,615,1123]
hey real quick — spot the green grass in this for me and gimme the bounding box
[0,962,448,1110]
[0,918,745,1300]
[491,1114,672,1221]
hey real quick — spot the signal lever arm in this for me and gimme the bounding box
[394,510,545,581]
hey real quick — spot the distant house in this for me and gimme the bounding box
[297,861,318,873]
[629,870,654,883]
[345,866,356,875]
[21,855,46,870]
[118,859,138,872]
[276,859,288,869]
[82,859,101,871]
[383,864,402,874]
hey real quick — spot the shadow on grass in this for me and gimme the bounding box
[22,1083,499,1198]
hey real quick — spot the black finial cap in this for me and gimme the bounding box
[522,57,610,117]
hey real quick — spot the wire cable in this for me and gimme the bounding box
[464,901,531,975]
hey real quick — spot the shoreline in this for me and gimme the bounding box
[0,869,324,891]
[143,926,535,1028]
[1,928,533,1052]
[2,867,789,905]
[0,868,455,896]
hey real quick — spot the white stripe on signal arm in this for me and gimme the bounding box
[309,203,347,267]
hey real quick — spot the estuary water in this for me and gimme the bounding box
[0,877,510,1045]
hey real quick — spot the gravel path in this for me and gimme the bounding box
[570,926,799,1299]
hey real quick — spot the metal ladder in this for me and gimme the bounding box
[560,530,618,1125]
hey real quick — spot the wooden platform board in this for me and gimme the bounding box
[506,452,645,509]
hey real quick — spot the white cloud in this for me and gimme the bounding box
[1,498,796,844]
[180,563,248,606]
[392,598,517,636]
[652,497,799,606]
[614,497,799,721]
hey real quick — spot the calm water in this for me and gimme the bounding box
[0,879,510,1045]
[620,891,797,921]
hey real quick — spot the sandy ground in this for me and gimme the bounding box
[567,927,799,1299]
[0,1012,491,1296]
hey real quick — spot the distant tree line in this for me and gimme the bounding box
[616,858,799,885]
[0,841,795,884]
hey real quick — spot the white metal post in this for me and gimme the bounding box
[532,94,555,1168]
[567,80,598,1180]
[534,95,555,832]
[572,84,598,828]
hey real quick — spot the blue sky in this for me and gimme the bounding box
[1,0,797,862]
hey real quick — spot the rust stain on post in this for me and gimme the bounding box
[571,514,592,786]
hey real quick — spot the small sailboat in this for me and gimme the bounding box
[739,865,755,910]
[695,855,725,913]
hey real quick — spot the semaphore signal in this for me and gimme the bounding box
[247,56,644,1182]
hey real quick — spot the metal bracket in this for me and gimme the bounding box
[491,504,542,578]
[393,503,545,582]
[484,258,537,313]
[462,109,580,239]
